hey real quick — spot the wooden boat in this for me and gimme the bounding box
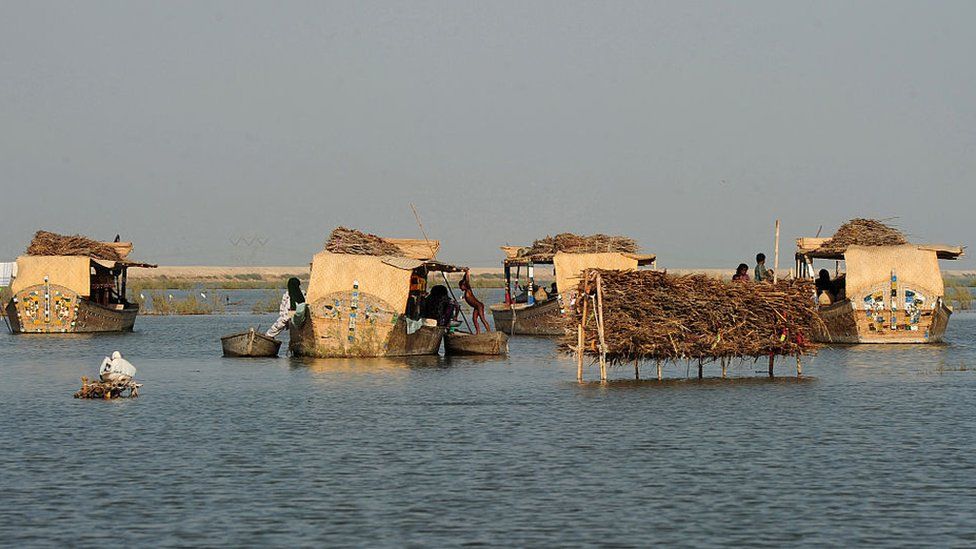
[490,298,565,336]
[5,242,155,334]
[444,330,509,355]
[491,242,655,337]
[221,328,282,357]
[288,234,464,358]
[796,229,964,344]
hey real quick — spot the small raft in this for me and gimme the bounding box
[74,377,141,399]
[221,328,282,357]
[444,330,509,356]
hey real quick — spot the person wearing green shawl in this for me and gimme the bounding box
[266,277,306,338]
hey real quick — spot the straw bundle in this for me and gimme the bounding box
[325,227,403,256]
[520,233,638,261]
[816,219,907,254]
[563,270,818,364]
[26,230,122,261]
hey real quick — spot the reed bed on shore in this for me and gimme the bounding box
[815,219,908,254]
[519,233,638,261]
[325,227,402,256]
[26,230,122,261]
[138,290,225,315]
[563,270,819,364]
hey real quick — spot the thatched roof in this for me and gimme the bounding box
[797,218,964,260]
[562,270,818,364]
[26,231,124,261]
[325,227,402,256]
[323,227,444,261]
[510,233,640,263]
[815,219,907,254]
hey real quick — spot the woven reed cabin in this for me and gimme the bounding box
[795,219,964,344]
[490,233,655,336]
[5,231,156,334]
[288,228,466,358]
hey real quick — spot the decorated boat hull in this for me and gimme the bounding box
[489,298,564,336]
[813,298,951,344]
[288,303,446,358]
[5,284,139,334]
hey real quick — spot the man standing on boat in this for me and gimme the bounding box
[266,278,306,338]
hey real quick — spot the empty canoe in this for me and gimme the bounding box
[444,330,509,356]
[221,328,282,357]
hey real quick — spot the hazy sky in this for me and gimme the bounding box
[2,1,974,268]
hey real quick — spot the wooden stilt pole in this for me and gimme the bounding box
[634,359,640,380]
[579,273,590,382]
[595,273,608,382]
[697,360,703,380]
[577,324,584,383]
[796,355,802,377]
[657,360,662,381]
[768,355,775,378]
[721,357,727,378]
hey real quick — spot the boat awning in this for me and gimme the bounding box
[380,256,465,273]
[92,258,158,269]
[796,237,964,260]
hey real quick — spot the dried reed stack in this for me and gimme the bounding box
[815,218,907,254]
[563,270,819,364]
[73,377,141,399]
[325,227,403,256]
[519,233,638,261]
[26,230,122,261]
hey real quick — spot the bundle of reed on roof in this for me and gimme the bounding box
[325,227,403,256]
[562,270,819,364]
[519,233,638,261]
[26,230,122,261]
[815,218,907,254]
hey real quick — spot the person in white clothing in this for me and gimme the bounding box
[99,351,136,382]
[266,277,306,338]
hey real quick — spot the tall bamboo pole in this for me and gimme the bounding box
[773,219,781,283]
[796,355,803,377]
[768,355,775,378]
[656,360,662,381]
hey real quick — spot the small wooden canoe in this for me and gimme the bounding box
[221,328,282,357]
[444,330,509,356]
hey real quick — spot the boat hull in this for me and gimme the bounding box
[289,314,446,358]
[221,329,282,357]
[489,298,564,336]
[813,299,951,344]
[5,284,139,334]
[445,331,509,355]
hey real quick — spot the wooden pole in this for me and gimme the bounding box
[579,273,591,381]
[796,355,803,377]
[721,357,727,378]
[595,273,608,382]
[634,359,640,380]
[773,219,781,283]
[657,360,662,381]
[697,360,703,380]
[768,355,775,378]
[577,324,584,383]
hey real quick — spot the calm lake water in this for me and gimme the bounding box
[2,306,975,546]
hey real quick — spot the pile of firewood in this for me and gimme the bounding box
[562,270,819,365]
[324,227,403,256]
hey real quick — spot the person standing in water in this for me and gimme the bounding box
[266,277,305,338]
[458,269,490,334]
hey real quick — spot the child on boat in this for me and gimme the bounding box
[459,270,490,334]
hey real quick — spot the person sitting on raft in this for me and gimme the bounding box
[732,263,751,282]
[754,253,774,282]
[266,277,306,338]
[458,270,489,334]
